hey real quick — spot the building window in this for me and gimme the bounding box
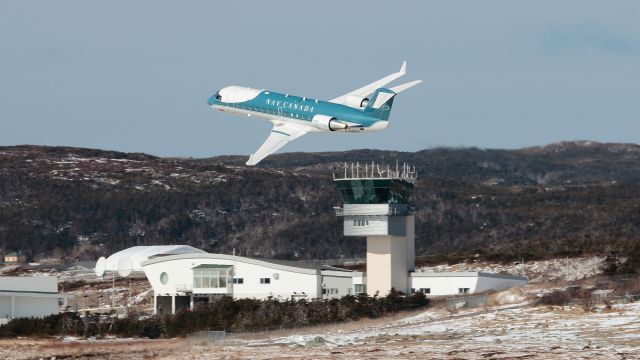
[354,284,366,294]
[160,272,169,285]
[420,288,431,294]
[322,288,338,295]
[353,219,370,227]
[458,288,470,294]
[193,268,229,288]
[233,278,244,284]
[260,278,271,284]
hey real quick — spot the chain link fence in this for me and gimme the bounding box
[445,294,488,310]
[186,330,228,346]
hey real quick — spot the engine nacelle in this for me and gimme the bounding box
[344,94,369,108]
[311,114,348,131]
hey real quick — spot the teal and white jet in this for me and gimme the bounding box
[207,62,421,165]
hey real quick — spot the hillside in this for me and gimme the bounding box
[1,141,640,262]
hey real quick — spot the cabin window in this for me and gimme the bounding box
[458,288,470,294]
[260,278,271,284]
[233,278,244,284]
[160,272,169,285]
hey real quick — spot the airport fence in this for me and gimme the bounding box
[445,294,488,310]
[186,330,228,346]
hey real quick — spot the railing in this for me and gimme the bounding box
[334,207,411,217]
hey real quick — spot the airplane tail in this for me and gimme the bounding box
[363,80,422,121]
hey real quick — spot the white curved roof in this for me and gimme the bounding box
[104,245,205,272]
[218,86,262,103]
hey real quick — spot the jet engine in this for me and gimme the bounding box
[344,94,369,108]
[311,114,348,131]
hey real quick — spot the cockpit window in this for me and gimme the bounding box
[215,91,221,100]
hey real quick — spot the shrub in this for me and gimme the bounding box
[538,290,571,306]
[0,291,430,339]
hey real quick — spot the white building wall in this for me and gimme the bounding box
[142,255,322,300]
[321,270,354,298]
[410,272,528,296]
[410,275,479,296]
[0,297,12,319]
[12,296,59,318]
[344,215,389,236]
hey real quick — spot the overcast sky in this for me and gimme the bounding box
[1,1,639,157]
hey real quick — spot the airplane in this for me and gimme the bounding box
[207,61,422,165]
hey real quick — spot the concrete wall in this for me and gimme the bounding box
[405,215,415,271]
[366,235,410,296]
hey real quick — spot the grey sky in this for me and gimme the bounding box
[1,1,639,157]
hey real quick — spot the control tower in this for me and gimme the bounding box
[334,162,416,296]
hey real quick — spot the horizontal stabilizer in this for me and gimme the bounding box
[390,80,423,94]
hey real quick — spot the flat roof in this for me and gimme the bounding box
[142,252,354,276]
[192,264,233,269]
[0,290,73,298]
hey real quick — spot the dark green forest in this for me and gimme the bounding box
[1,141,640,263]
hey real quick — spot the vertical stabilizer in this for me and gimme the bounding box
[364,88,397,121]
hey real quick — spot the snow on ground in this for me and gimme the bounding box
[417,256,606,282]
[219,301,640,359]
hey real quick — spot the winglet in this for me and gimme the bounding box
[400,61,406,74]
[246,154,258,166]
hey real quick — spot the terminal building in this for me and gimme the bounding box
[0,276,72,324]
[141,253,354,315]
[106,163,526,315]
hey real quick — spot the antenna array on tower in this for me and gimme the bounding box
[333,161,418,180]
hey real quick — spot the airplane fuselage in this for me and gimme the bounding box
[206,62,420,165]
[207,87,389,133]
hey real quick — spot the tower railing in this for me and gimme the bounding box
[333,161,417,181]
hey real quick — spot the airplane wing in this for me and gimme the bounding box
[329,61,407,107]
[246,122,308,165]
